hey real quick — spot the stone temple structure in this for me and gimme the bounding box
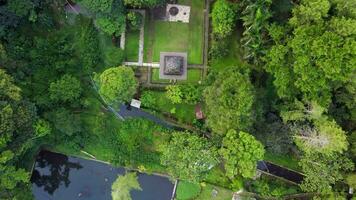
[159,52,187,80]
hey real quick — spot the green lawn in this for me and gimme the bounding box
[144,0,204,64]
[143,90,196,124]
[210,29,243,71]
[151,68,202,84]
[176,181,201,200]
[195,184,233,200]
[125,29,140,62]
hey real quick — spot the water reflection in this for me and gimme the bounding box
[31,151,82,194]
[31,151,175,200]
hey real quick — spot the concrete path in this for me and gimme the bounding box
[137,10,146,66]
[124,62,159,67]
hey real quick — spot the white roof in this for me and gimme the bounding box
[130,99,141,108]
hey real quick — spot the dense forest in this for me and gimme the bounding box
[0,0,355,199]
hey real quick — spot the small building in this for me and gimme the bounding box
[195,104,204,120]
[159,52,187,80]
[130,99,141,108]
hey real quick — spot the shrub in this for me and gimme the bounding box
[212,0,237,38]
[140,91,156,108]
[127,11,143,30]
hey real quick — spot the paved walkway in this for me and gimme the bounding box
[138,11,145,66]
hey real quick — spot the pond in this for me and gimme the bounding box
[31,151,175,200]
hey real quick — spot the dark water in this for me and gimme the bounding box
[31,151,174,200]
[257,161,304,184]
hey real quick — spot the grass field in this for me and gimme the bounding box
[210,29,243,71]
[176,181,201,200]
[195,184,233,200]
[144,0,204,64]
[125,29,140,61]
[151,68,202,84]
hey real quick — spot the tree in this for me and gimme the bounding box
[299,152,354,194]
[211,0,237,38]
[204,67,255,135]
[140,91,156,108]
[47,108,82,136]
[6,0,34,18]
[0,150,29,190]
[265,0,356,107]
[281,101,348,155]
[95,14,126,36]
[123,0,165,8]
[160,132,219,182]
[97,67,138,105]
[49,74,82,103]
[220,130,265,179]
[111,172,141,200]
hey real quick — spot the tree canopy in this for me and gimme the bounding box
[97,67,138,105]
[160,132,219,182]
[220,130,265,179]
[265,0,356,106]
[204,67,255,135]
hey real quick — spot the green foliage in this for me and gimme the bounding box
[104,46,125,67]
[289,0,330,26]
[95,14,126,36]
[176,181,201,200]
[281,101,348,155]
[6,0,34,17]
[166,85,183,104]
[123,0,165,8]
[240,0,272,66]
[140,91,156,108]
[346,173,356,189]
[209,37,229,59]
[81,0,114,13]
[220,130,265,179]
[251,176,299,198]
[97,67,138,105]
[76,18,101,73]
[0,150,29,190]
[0,69,21,101]
[111,172,142,200]
[49,74,82,103]
[166,84,201,105]
[204,67,255,134]
[161,132,219,182]
[113,119,162,166]
[299,152,354,193]
[34,119,51,138]
[127,11,143,31]
[265,0,356,107]
[47,108,82,136]
[212,0,237,38]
